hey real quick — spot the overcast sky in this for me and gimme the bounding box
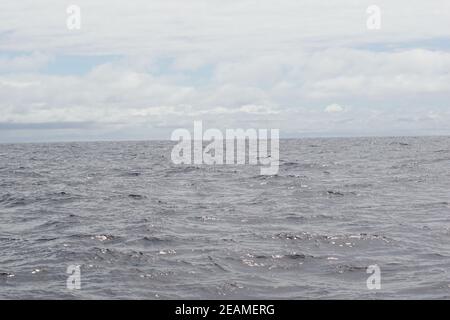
[1,0,450,142]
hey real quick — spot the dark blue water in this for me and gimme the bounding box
[1,137,449,299]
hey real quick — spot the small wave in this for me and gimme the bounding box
[413,201,449,209]
[192,216,218,222]
[267,232,391,246]
[0,272,15,279]
[270,232,321,241]
[389,142,410,146]
[36,237,58,242]
[283,253,313,260]
[282,161,300,167]
[165,166,202,176]
[91,247,148,264]
[343,183,373,188]
[0,236,21,242]
[206,256,228,272]
[91,234,117,242]
[240,252,317,269]
[37,220,67,230]
[327,190,344,196]
[128,194,145,200]
[285,214,342,222]
[141,236,173,244]
[326,233,392,246]
[0,193,30,207]
[334,264,367,274]
[123,172,142,177]
[326,190,358,197]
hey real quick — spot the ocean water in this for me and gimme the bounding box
[0,137,449,299]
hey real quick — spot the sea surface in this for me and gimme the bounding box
[0,137,449,299]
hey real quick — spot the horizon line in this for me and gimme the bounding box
[1,133,449,145]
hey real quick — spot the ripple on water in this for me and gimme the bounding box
[1,137,449,299]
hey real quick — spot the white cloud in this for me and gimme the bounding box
[325,104,345,113]
[1,1,449,56]
[1,46,450,140]
[0,52,51,73]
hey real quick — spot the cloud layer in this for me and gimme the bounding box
[0,1,450,141]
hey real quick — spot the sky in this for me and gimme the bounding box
[0,0,450,142]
